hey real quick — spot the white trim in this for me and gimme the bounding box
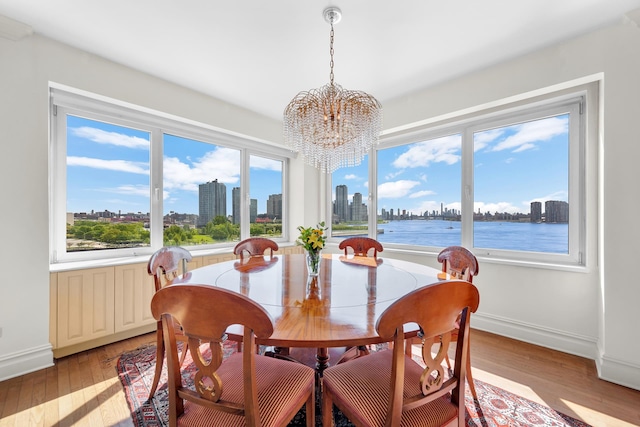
[597,354,640,391]
[472,312,598,360]
[0,344,54,382]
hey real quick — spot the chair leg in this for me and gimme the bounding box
[466,346,478,400]
[305,388,315,427]
[148,324,164,400]
[322,391,334,427]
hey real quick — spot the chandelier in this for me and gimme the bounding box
[283,7,382,173]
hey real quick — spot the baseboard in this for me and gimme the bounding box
[472,312,598,360]
[0,343,54,382]
[596,353,640,391]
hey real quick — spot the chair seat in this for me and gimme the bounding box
[177,352,315,426]
[323,350,458,427]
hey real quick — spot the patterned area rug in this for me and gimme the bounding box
[117,343,592,427]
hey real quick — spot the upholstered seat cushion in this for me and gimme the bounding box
[177,353,315,426]
[323,349,458,426]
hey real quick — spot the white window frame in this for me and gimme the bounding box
[326,83,594,269]
[49,86,292,264]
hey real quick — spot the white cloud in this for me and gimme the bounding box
[527,190,568,204]
[474,129,504,151]
[71,126,149,149]
[108,185,151,197]
[250,157,281,171]
[409,190,436,198]
[473,201,521,214]
[490,116,568,153]
[163,147,240,193]
[378,180,420,199]
[344,174,359,180]
[385,170,404,180]
[392,134,461,169]
[67,156,149,174]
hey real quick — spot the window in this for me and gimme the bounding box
[50,87,291,263]
[328,87,589,267]
[377,134,462,247]
[330,156,370,238]
[250,155,284,238]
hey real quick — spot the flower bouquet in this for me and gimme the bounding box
[296,222,326,276]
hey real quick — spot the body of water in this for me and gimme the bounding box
[340,219,569,254]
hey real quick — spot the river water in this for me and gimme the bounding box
[345,219,569,254]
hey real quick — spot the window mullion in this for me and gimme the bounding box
[461,127,474,248]
[150,129,164,251]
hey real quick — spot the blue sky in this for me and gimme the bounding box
[66,113,569,218]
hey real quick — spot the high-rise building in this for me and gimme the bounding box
[530,201,542,223]
[250,199,257,223]
[198,179,226,226]
[351,192,367,221]
[232,187,241,224]
[267,194,282,219]
[336,185,349,222]
[545,200,569,223]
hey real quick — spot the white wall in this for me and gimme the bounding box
[1,13,639,391]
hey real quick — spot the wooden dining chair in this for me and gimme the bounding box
[339,236,384,258]
[437,245,480,400]
[322,280,480,427]
[147,246,192,400]
[233,237,279,259]
[151,284,316,427]
[438,245,479,282]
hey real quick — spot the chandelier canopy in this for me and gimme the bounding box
[283,7,382,173]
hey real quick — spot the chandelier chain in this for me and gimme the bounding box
[329,24,335,85]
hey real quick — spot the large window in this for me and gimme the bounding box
[50,88,291,263]
[328,88,589,266]
[330,156,370,238]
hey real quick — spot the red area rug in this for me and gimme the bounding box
[117,343,591,427]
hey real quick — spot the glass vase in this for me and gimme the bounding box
[305,249,322,276]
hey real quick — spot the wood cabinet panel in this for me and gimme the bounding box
[56,267,115,348]
[114,263,155,333]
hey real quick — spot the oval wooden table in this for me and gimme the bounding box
[170,253,444,374]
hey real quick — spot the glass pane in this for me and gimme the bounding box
[376,135,462,247]
[249,155,283,238]
[331,156,370,239]
[66,115,150,252]
[473,114,569,253]
[163,134,241,245]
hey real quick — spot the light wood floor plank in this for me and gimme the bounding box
[0,330,638,426]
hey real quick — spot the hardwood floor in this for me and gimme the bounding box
[1,329,639,426]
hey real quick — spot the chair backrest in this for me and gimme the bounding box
[233,237,279,259]
[150,284,275,425]
[338,237,384,258]
[376,280,480,423]
[147,246,192,291]
[437,245,479,282]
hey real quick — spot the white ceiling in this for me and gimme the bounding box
[2,1,640,121]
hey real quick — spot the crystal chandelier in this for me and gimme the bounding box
[283,7,382,173]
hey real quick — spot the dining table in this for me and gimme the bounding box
[169,252,446,374]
